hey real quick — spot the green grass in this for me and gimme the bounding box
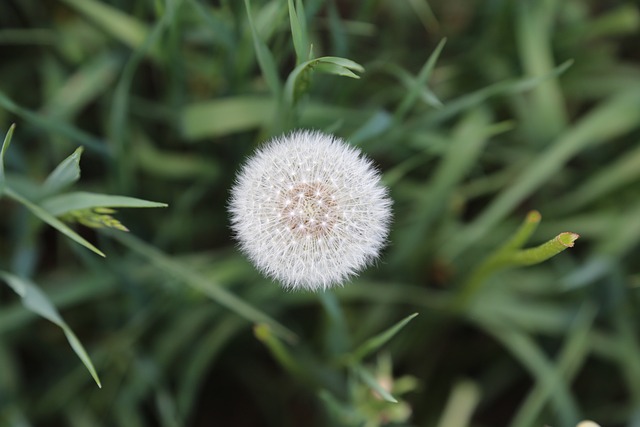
[1,0,640,426]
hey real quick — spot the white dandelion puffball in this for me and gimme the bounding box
[229,130,392,291]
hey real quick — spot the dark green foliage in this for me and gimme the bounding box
[1,0,639,426]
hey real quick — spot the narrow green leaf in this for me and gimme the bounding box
[444,89,640,258]
[5,187,106,257]
[181,96,276,140]
[285,56,364,105]
[318,389,357,423]
[435,380,481,427]
[315,62,360,79]
[110,232,297,343]
[384,64,443,109]
[295,0,309,52]
[244,0,282,97]
[0,270,26,297]
[254,324,305,379]
[0,271,102,388]
[553,142,640,214]
[509,304,596,427]
[395,38,446,120]
[345,313,418,364]
[0,91,109,156]
[43,54,122,119]
[318,291,350,357]
[417,60,574,127]
[0,123,16,195]
[349,110,394,145]
[482,322,580,426]
[42,147,84,196]
[354,364,398,403]
[108,0,178,190]
[177,319,243,416]
[288,0,309,63]
[392,108,492,266]
[59,0,157,60]
[41,191,168,217]
[319,57,365,72]
[516,1,567,140]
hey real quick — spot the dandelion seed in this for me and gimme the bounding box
[228,130,392,291]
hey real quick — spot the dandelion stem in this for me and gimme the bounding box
[455,211,579,310]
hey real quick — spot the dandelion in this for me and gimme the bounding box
[228,130,392,291]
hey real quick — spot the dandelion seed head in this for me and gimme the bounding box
[228,130,392,291]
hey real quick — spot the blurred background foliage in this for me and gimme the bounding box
[1,0,640,426]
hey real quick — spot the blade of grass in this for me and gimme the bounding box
[0,271,102,388]
[42,147,84,196]
[244,0,282,98]
[177,318,243,417]
[0,272,115,335]
[435,380,481,427]
[0,91,109,156]
[516,0,567,140]
[395,38,446,120]
[42,54,121,120]
[284,56,364,106]
[344,313,418,365]
[59,0,158,60]
[0,123,16,195]
[41,192,167,216]
[510,303,596,427]
[552,141,640,214]
[181,96,276,140]
[110,231,297,342]
[384,63,443,109]
[444,90,640,259]
[613,303,640,403]
[353,364,397,403]
[4,187,106,257]
[413,60,573,128]
[109,0,179,191]
[480,320,580,426]
[391,108,492,266]
[318,290,350,358]
[288,0,310,63]
[597,200,640,257]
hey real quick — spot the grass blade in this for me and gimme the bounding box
[5,187,106,257]
[41,192,167,216]
[0,271,102,388]
[444,90,640,258]
[0,123,16,195]
[110,232,297,343]
[353,364,397,403]
[42,147,84,196]
[59,0,156,60]
[181,96,276,140]
[395,38,446,120]
[244,0,282,97]
[345,313,418,365]
[0,91,108,156]
[288,0,310,63]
